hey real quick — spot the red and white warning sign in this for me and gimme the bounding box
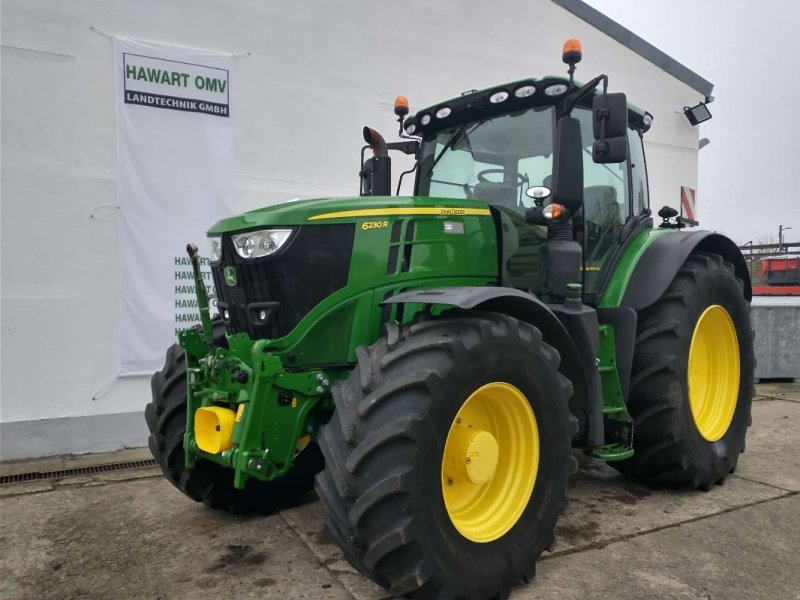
[680,186,698,225]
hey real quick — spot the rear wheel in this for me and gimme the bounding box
[614,252,754,489]
[316,312,576,599]
[145,320,323,513]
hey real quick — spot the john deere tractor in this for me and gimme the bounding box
[146,40,753,599]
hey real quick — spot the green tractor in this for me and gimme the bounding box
[146,40,753,599]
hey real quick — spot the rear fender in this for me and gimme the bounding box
[619,231,751,311]
[598,230,750,409]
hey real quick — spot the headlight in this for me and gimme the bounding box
[231,229,293,259]
[207,235,222,264]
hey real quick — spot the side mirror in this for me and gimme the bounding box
[592,93,627,138]
[592,93,628,164]
[552,117,583,214]
[593,137,627,164]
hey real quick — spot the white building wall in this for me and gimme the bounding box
[0,0,704,459]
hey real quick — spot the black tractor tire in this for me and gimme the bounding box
[315,312,577,600]
[145,320,324,513]
[614,252,754,490]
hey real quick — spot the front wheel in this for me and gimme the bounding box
[316,312,576,599]
[614,252,754,489]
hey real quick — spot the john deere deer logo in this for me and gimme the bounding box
[224,266,237,287]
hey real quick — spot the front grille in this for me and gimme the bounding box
[212,224,355,339]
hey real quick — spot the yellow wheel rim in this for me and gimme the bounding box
[687,305,740,442]
[441,382,539,543]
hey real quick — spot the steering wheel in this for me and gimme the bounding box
[477,168,526,186]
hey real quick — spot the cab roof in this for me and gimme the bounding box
[404,75,651,138]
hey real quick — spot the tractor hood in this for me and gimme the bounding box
[207,195,492,234]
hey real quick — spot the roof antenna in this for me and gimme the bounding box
[562,38,582,89]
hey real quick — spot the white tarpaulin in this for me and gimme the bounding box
[114,37,233,375]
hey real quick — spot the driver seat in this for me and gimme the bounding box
[472,182,518,210]
[584,186,620,229]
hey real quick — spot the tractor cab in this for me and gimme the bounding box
[361,40,654,303]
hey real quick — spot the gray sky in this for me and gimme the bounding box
[585,0,800,246]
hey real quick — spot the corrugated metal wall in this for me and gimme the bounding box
[752,297,800,380]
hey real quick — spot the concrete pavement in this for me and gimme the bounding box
[1,384,798,600]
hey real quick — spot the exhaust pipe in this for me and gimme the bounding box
[363,127,388,157]
[360,127,391,196]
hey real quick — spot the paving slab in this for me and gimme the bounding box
[734,399,800,492]
[0,464,162,499]
[1,384,797,599]
[552,453,785,556]
[755,382,800,402]
[280,391,799,597]
[0,478,352,600]
[282,501,389,600]
[0,480,56,498]
[280,453,787,599]
[517,495,800,600]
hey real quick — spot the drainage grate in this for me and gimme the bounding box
[0,459,159,485]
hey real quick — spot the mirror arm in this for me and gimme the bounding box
[562,74,608,116]
[386,140,420,156]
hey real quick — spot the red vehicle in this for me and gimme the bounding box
[753,257,800,295]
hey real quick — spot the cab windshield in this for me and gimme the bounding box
[415,106,555,216]
[414,104,632,296]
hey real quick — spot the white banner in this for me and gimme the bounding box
[114,37,233,375]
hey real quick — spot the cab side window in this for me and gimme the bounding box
[628,128,649,215]
[574,108,630,292]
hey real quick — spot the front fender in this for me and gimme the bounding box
[382,288,574,358]
[384,286,596,445]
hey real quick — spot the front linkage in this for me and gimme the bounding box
[180,244,334,489]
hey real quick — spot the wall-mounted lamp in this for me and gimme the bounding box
[684,102,712,126]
